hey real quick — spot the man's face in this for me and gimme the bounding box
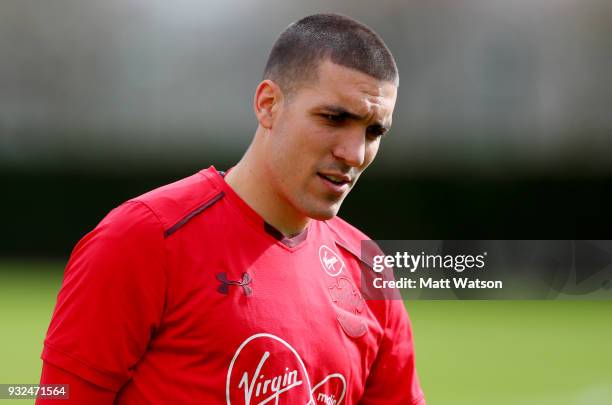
[264,59,398,221]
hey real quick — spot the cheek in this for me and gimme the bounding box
[291,123,332,165]
[271,112,335,179]
[362,140,381,168]
[270,121,320,183]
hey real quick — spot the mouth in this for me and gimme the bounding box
[318,172,351,184]
[317,172,352,194]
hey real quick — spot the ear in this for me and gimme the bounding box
[253,79,283,129]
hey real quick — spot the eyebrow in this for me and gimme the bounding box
[318,105,391,132]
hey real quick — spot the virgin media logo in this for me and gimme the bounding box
[226,333,313,405]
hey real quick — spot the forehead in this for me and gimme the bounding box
[298,59,397,120]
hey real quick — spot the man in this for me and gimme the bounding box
[38,13,425,404]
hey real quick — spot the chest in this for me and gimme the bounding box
[156,234,383,404]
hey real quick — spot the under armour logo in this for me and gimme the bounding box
[216,272,253,296]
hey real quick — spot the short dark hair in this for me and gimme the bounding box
[263,13,398,95]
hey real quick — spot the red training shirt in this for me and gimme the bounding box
[40,166,425,404]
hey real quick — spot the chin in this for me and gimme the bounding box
[303,203,342,221]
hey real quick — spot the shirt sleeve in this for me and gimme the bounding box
[41,200,167,392]
[36,361,116,404]
[359,299,426,405]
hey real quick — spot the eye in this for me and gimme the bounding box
[324,114,345,124]
[366,126,388,138]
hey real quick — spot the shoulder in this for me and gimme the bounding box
[323,215,376,263]
[325,215,372,244]
[126,167,225,237]
[323,216,397,302]
[69,167,226,272]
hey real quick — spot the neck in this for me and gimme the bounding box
[224,135,310,237]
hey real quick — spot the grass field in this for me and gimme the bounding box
[1,261,611,404]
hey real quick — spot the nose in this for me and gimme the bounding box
[331,129,366,168]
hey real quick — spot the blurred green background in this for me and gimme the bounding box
[1,262,611,405]
[2,1,612,403]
